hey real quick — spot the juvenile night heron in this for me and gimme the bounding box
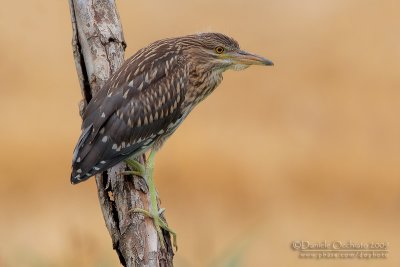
[71,32,273,249]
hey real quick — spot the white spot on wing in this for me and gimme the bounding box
[123,90,129,99]
[151,68,157,80]
[102,136,108,143]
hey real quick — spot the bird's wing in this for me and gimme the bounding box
[71,47,188,183]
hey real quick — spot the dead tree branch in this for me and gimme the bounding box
[68,1,174,266]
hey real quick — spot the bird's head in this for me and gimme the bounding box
[184,32,273,73]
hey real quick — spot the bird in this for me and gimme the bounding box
[71,32,273,249]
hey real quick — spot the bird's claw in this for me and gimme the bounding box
[158,208,166,215]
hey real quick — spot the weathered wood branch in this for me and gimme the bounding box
[68,1,174,266]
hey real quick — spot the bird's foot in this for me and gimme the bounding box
[121,158,146,177]
[125,151,178,251]
[130,207,178,251]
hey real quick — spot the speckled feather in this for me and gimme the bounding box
[71,33,240,183]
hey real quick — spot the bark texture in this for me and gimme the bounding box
[68,1,174,266]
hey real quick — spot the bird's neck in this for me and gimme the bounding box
[182,66,223,113]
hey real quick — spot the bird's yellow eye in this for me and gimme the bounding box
[215,46,225,54]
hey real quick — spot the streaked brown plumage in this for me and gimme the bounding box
[71,32,273,184]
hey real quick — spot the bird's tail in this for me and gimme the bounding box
[70,125,95,184]
[70,124,130,184]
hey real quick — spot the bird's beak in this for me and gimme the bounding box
[231,50,274,66]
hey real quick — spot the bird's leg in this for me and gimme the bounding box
[121,157,146,177]
[129,150,178,251]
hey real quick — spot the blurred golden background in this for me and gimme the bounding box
[1,0,399,266]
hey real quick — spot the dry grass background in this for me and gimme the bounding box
[0,0,399,266]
